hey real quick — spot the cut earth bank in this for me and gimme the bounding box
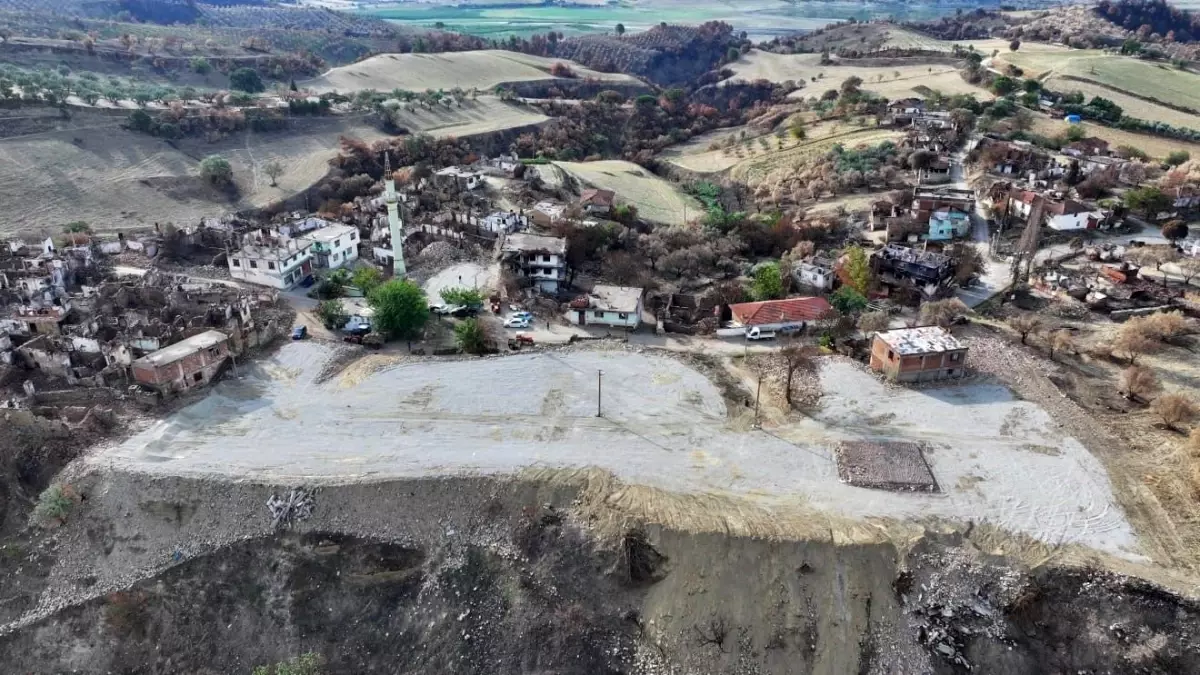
[96,341,1136,558]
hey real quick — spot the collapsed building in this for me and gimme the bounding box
[1,241,291,412]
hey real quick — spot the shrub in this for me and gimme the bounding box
[252,652,326,675]
[749,262,784,301]
[1119,365,1160,401]
[1165,150,1191,167]
[35,484,77,525]
[1151,393,1198,431]
[454,318,494,355]
[199,155,233,186]
[830,286,868,314]
[440,287,484,306]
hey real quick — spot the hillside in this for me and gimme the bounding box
[547,159,703,225]
[303,50,641,94]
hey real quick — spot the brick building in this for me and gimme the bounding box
[132,330,231,393]
[869,326,967,382]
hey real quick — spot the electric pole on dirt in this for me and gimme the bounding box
[753,372,762,428]
[596,370,603,417]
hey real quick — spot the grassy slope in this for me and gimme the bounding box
[730,126,905,185]
[1030,113,1200,160]
[552,159,703,225]
[725,51,992,101]
[303,50,640,93]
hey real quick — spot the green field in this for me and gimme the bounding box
[358,1,968,39]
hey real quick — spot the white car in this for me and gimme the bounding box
[504,317,531,329]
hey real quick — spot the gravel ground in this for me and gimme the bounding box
[88,341,1139,558]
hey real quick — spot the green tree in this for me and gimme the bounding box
[990,75,1017,96]
[830,286,867,314]
[1022,78,1040,93]
[315,300,349,330]
[1124,186,1171,217]
[199,155,233,186]
[351,267,383,294]
[1064,124,1087,142]
[63,221,91,234]
[229,67,265,93]
[616,23,625,36]
[843,245,870,294]
[128,108,153,132]
[252,652,325,675]
[440,287,484,306]
[789,118,806,140]
[749,262,784,301]
[368,279,429,339]
[454,318,491,355]
[189,57,212,75]
[1165,150,1191,167]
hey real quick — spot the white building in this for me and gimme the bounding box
[482,211,529,234]
[434,166,483,191]
[566,285,643,328]
[1046,211,1104,231]
[794,257,835,291]
[501,233,567,294]
[228,232,314,289]
[298,223,360,270]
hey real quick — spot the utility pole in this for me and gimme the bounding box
[753,372,762,428]
[596,370,603,417]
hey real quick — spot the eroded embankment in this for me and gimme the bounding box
[0,468,1198,674]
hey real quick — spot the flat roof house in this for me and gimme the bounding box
[566,285,643,329]
[228,232,314,290]
[132,330,231,393]
[869,326,967,382]
[501,233,568,294]
[298,223,359,270]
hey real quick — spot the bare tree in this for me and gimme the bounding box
[263,160,284,187]
[1114,320,1160,364]
[1007,313,1043,345]
[857,311,890,335]
[919,298,968,328]
[1119,365,1160,402]
[1142,311,1192,345]
[1047,330,1076,360]
[1151,393,1198,432]
[780,340,819,407]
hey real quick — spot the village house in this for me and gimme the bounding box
[1046,210,1106,231]
[482,210,530,235]
[278,216,333,238]
[722,297,833,333]
[131,330,231,394]
[1004,188,1092,229]
[872,244,956,299]
[532,201,567,228]
[911,186,975,225]
[927,207,971,241]
[433,166,483,192]
[579,188,616,217]
[298,223,359,270]
[912,111,954,131]
[1062,137,1111,158]
[566,285,644,328]
[885,97,924,126]
[501,233,568,294]
[227,231,314,290]
[920,157,952,185]
[1168,185,1200,212]
[869,326,968,382]
[793,257,836,291]
[5,304,71,336]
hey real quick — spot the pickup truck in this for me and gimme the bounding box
[746,327,776,341]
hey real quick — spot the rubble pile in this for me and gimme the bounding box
[267,489,315,529]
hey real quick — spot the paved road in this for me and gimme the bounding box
[950,151,1011,308]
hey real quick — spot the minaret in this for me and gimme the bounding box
[384,152,406,278]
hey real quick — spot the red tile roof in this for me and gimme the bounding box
[580,188,615,206]
[729,297,833,326]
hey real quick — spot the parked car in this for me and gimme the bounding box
[510,311,534,322]
[504,317,531,329]
[746,326,776,341]
[429,303,453,315]
[451,306,479,318]
[291,325,308,340]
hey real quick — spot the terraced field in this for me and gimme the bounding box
[729,126,905,186]
[550,159,703,225]
[385,95,549,137]
[1041,78,1200,129]
[303,49,640,93]
[726,51,991,101]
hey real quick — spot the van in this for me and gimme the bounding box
[746,327,776,341]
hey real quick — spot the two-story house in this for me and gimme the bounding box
[299,223,360,270]
[228,231,314,290]
[501,233,568,294]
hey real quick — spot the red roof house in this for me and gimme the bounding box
[728,297,833,328]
